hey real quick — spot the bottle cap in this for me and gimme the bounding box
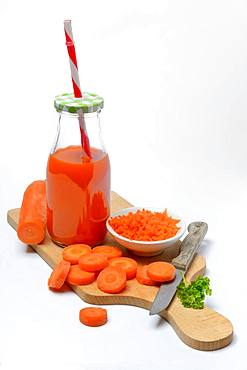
[54,92,104,114]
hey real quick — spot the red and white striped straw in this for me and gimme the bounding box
[64,20,91,158]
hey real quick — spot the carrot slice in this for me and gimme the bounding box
[108,257,137,279]
[66,265,95,285]
[97,266,126,293]
[48,260,71,289]
[79,307,107,327]
[147,261,176,282]
[136,265,159,286]
[63,244,92,264]
[79,253,108,272]
[17,180,46,244]
[92,245,123,259]
[49,284,72,292]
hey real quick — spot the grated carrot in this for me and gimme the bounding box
[109,209,180,242]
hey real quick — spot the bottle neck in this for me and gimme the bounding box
[51,109,106,156]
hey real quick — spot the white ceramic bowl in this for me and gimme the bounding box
[106,207,186,256]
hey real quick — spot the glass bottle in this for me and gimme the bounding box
[46,92,110,246]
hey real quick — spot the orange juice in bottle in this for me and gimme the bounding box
[46,93,110,246]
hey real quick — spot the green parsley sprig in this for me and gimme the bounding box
[176,275,212,309]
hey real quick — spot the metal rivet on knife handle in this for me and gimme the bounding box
[172,222,208,271]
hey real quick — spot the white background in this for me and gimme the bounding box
[0,0,246,369]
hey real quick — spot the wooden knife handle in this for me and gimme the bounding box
[172,222,208,271]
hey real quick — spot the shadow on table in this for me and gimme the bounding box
[25,245,36,253]
[199,238,214,258]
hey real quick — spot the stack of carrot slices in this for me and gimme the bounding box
[136,265,157,286]
[48,244,176,326]
[63,244,92,264]
[108,257,137,280]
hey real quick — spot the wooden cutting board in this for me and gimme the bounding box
[7,191,233,351]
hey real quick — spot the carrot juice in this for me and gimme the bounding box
[46,145,110,246]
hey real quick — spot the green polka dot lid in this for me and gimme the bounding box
[54,92,104,114]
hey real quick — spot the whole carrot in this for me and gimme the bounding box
[17,180,46,244]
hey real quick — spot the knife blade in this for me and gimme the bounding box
[149,221,208,315]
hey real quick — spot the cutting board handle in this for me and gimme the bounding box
[160,255,233,351]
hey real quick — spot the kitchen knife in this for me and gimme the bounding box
[149,221,208,315]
